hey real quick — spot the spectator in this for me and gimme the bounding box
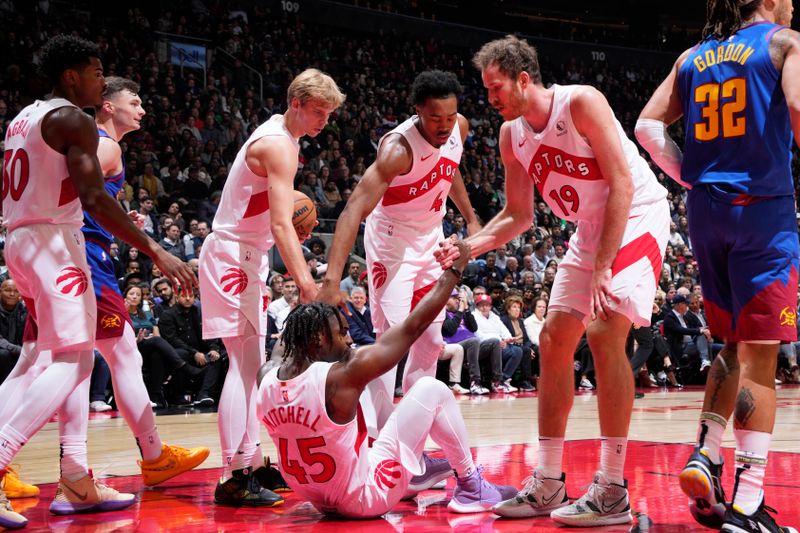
[345,287,374,346]
[197,190,222,223]
[663,294,714,376]
[268,276,296,322]
[159,291,224,407]
[0,279,26,384]
[160,223,187,261]
[477,252,504,287]
[339,260,361,295]
[442,288,489,395]
[500,296,536,391]
[88,352,112,412]
[439,343,468,394]
[472,294,522,393]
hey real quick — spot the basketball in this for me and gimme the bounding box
[292,190,317,240]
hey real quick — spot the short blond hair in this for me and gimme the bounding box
[287,68,346,108]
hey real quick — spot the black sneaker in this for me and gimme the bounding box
[518,381,535,392]
[253,457,291,493]
[680,447,726,529]
[214,468,284,507]
[722,499,798,533]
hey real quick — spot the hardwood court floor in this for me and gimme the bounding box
[9,384,800,531]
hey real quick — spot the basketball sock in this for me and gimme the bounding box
[536,437,565,478]
[58,375,90,481]
[696,412,726,464]
[397,377,475,478]
[59,435,89,482]
[97,325,161,459]
[732,429,771,515]
[249,442,264,470]
[135,426,162,461]
[219,326,265,474]
[599,436,627,484]
[0,426,26,471]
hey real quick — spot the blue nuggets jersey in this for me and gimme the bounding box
[678,22,793,196]
[82,128,125,244]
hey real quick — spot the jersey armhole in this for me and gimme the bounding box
[765,25,789,79]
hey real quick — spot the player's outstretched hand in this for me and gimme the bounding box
[153,248,197,296]
[316,279,351,316]
[298,281,319,305]
[434,235,462,270]
[590,267,621,321]
[451,239,471,273]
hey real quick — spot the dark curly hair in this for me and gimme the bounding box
[411,70,463,106]
[702,0,762,41]
[39,34,101,87]
[282,303,344,363]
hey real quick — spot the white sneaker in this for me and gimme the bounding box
[492,470,568,518]
[503,379,518,393]
[470,381,489,395]
[89,401,112,413]
[579,378,594,390]
[450,383,470,394]
[700,360,711,372]
[550,471,632,526]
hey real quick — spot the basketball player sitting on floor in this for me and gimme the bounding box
[256,241,515,518]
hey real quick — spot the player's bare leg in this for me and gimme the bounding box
[494,311,583,518]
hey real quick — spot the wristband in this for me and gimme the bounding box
[447,266,463,281]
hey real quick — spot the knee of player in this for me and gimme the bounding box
[406,375,447,398]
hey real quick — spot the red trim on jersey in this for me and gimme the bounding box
[354,404,368,457]
[58,177,78,206]
[526,145,603,193]
[242,190,270,219]
[410,280,437,312]
[381,157,457,207]
[611,232,662,284]
[22,297,37,343]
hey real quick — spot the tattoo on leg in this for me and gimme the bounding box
[734,387,756,427]
[708,350,739,411]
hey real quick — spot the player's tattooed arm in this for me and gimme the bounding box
[777,28,800,149]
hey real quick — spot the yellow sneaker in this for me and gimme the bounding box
[49,473,136,515]
[0,466,39,499]
[138,443,210,486]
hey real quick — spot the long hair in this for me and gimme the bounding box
[282,303,342,363]
[703,0,762,41]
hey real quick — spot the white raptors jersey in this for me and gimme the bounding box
[370,116,463,230]
[259,362,369,511]
[510,85,666,223]
[3,98,84,231]
[212,114,298,251]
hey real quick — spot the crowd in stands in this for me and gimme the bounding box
[1,0,800,408]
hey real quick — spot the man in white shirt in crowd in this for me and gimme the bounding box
[471,294,522,393]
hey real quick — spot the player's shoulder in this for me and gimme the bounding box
[568,85,610,117]
[376,132,413,164]
[769,26,800,69]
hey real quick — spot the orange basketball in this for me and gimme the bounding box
[292,190,317,240]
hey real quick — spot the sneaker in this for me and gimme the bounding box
[214,468,284,507]
[89,401,112,413]
[139,443,211,486]
[404,454,452,499]
[721,499,798,533]
[550,471,632,526]
[253,457,291,493]
[470,381,489,395]
[49,473,136,515]
[679,447,726,529]
[491,381,511,393]
[1,466,39,498]
[518,381,535,392]
[579,378,594,390]
[492,470,568,518]
[450,383,470,394]
[0,482,27,530]
[192,397,214,407]
[503,379,518,393]
[448,466,517,513]
[700,360,712,374]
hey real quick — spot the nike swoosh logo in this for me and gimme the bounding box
[541,489,562,506]
[518,139,528,147]
[601,494,627,513]
[420,153,434,161]
[64,485,89,501]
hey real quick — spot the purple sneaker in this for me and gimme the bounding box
[448,465,517,513]
[403,454,452,500]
